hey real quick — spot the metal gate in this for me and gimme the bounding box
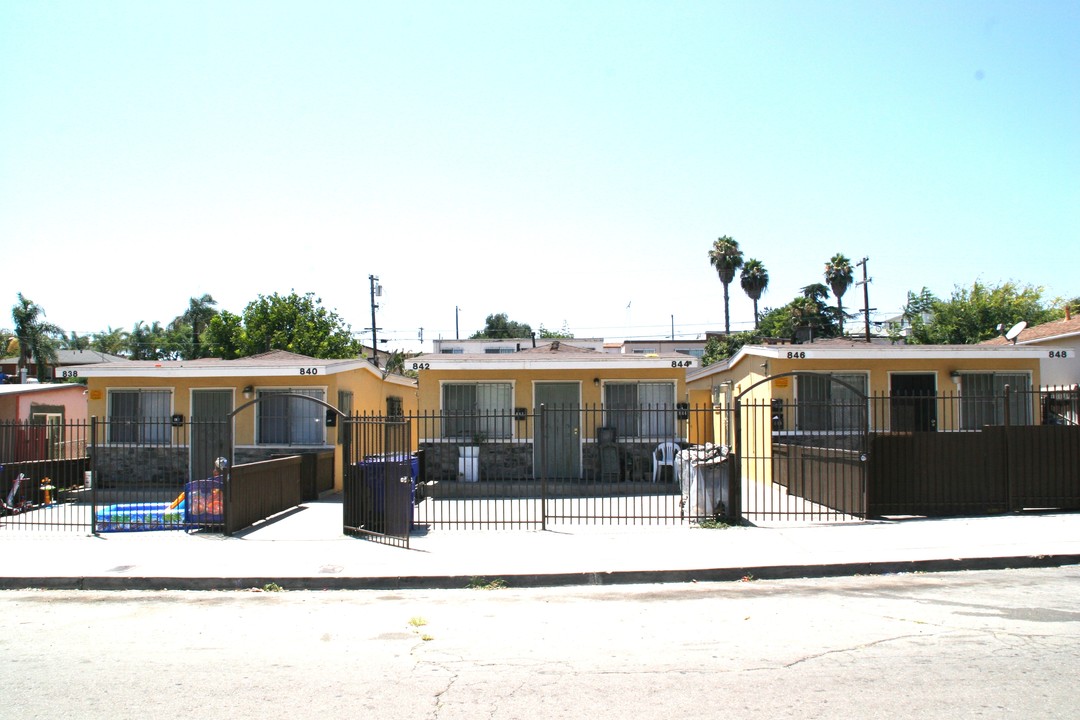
[342,415,414,548]
[733,372,868,524]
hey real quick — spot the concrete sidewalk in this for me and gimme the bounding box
[3,500,1080,591]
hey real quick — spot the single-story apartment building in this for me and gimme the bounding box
[686,338,1057,450]
[407,341,697,482]
[57,350,418,490]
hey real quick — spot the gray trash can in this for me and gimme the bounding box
[675,444,731,522]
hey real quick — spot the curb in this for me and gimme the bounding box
[3,553,1079,592]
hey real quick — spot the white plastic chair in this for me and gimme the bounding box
[652,441,681,483]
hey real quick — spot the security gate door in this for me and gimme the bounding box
[343,416,413,548]
[735,372,868,523]
[191,390,232,482]
[536,383,581,479]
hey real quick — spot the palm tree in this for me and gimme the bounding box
[60,331,91,350]
[824,253,854,335]
[708,236,744,334]
[739,259,769,329]
[171,294,218,359]
[91,326,129,356]
[11,293,63,382]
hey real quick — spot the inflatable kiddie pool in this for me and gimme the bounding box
[96,476,224,532]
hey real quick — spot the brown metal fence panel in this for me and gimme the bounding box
[1008,425,1080,511]
[225,456,302,535]
[867,430,1009,516]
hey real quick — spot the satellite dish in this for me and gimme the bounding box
[1004,321,1027,343]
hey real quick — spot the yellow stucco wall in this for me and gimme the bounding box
[687,349,1044,487]
[415,365,688,441]
[83,367,418,491]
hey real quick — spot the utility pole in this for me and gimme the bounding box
[455,306,460,340]
[855,258,873,342]
[368,275,382,366]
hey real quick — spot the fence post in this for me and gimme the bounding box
[1003,384,1014,511]
[224,411,234,536]
[90,416,98,536]
[539,403,547,531]
[731,398,743,523]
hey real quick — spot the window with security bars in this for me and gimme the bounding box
[603,382,676,439]
[796,374,868,432]
[959,373,1032,428]
[257,388,326,445]
[109,389,172,443]
[442,382,512,439]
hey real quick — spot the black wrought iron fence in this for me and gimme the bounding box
[0,419,92,532]
[397,404,720,529]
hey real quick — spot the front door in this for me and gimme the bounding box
[191,390,232,481]
[535,383,581,479]
[890,374,937,432]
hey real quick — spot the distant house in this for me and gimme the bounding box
[0,349,125,384]
[981,312,1080,389]
[611,339,707,358]
[0,383,89,462]
[432,337,606,354]
[57,350,418,488]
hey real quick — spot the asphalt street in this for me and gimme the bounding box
[3,566,1078,719]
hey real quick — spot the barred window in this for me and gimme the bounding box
[108,389,172,444]
[257,388,326,445]
[442,382,512,440]
[796,374,867,432]
[959,373,1032,428]
[604,382,676,439]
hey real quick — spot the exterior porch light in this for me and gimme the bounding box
[243,385,254,399]
[593,378,600,387]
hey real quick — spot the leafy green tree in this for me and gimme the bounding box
[753,286,841,343]
[203,310,247,360]
[907,281,1058,345]
[471,313,533,339]
[171,293,218,359]
[824,253,854,335]
[11,293,63,382]
[702,330,759,366]
[204,292,361,359]
[708,236,743,334]
[739,259,769,329]
[537,322,574,339]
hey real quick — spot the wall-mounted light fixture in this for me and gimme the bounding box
[243,385,254,399]
[949,370,961,385]
[593,378,600,387]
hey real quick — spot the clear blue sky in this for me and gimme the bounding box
[2,1,1077,352]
